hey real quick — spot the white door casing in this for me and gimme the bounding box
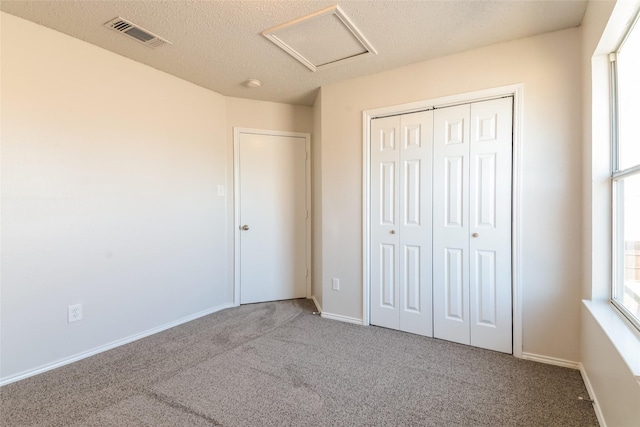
[370,111,433,336]
[233,129,310,305]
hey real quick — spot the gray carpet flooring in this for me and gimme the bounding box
[1,299,598,426]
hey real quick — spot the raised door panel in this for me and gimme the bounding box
[433,104,470,345]
[445,156,464,227]
[403,245,421,312]
[380,162,396,225]
[380,244,396,307]
[370,116,400,330]
[445,248,465,320]
[398,111,433,336]
[469,97,513,353]
[403,159,421,226]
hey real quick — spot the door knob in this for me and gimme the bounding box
[472,233,479,238]
[390,230,395,234]
[241,225,250,231]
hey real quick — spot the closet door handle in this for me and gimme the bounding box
[390,230,396,234]
[472,233,479,238]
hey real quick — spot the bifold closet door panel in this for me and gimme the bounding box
[469,98,513,353]
[370,112,433,336]
[398,111,433,337]
[433,104,471,345]
[370,116,401,330]
[370,96,513,351]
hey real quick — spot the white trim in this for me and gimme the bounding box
[361,84,524,358]
[321,312,364,325]
[311,295,323,313]
[511,85,524,358]
[521,352,581,370]
[233,128,242,306]
[580,363,607,427]
[233,128,312,306]
[362,110,371,327]
[306,136,312,300]
[0,302,235,386]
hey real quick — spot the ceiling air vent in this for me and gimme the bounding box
[104,17,172,48]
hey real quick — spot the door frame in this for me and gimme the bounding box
[233,128,311,306]
[361,84,524,357]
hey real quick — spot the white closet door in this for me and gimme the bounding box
[398,111,433,336]
[371,112,433,336]
[469,98,513,353]
[370,116,401,330]
[433,104,471,345]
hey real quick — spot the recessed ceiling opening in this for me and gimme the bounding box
[263,5,377,72]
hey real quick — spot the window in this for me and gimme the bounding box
[612,11,640,330]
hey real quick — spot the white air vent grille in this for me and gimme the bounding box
[104,17,172,49]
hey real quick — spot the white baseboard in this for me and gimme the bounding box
[321,312,363,325]
[521,352,581,370]
[580,363,606,427]
[311,296,322,313]
[0,302,235,387]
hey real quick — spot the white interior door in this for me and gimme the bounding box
[236,130,307,305]
[370,111,433,336]
[370,116,401,330]
[469,98,512,353]
[433,104,472,345]
[433,98,512,353]
[399,111,433,336]
[369,97,513,352]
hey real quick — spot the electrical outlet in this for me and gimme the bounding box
[332,278,340,291]
[68,304,83,323]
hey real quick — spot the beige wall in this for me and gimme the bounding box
[318,28,584,361]
[0,13,317,383]
[580,1,640,424]
[1,13,228,380]
[225,97,313,135]
[581,304,640,425]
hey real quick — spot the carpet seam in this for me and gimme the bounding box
[146,390,223,426]
[151,304,308,386]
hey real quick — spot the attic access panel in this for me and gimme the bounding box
[263,5,377,72]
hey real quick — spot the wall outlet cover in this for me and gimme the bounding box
[68,304,83,323]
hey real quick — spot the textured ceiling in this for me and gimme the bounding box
[0,1,588,106]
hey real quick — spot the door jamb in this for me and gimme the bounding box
[361,84,524,358]
[233,128,312,307]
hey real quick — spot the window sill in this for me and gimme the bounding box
[583,299,640,384]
